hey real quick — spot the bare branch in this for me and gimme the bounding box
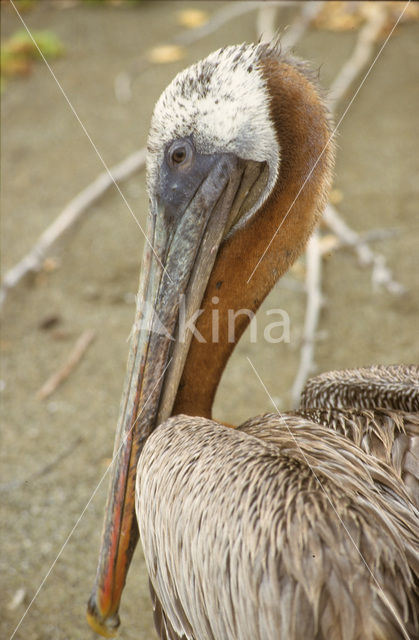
[37,329,96,400]
[291,230,323,408]
[256,4,279,43]
[2,1,320,309]
[323,204,406,295]
[115,3,293,103]
[256,0,325,47]
[3,2,292,307]
[323,4,405,292]
[175,2,283,47]
[0,149,146,309]
[281,1,325,52]
[327,5,387,112]
[291,3,404,401]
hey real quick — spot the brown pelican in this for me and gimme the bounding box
[87,43,419,639]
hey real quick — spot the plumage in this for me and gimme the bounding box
[298,365,419,508]
[88,42,419,640]
[300,365,419,412]
[137,378,419,640]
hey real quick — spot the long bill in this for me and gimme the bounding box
[86,154,250,637]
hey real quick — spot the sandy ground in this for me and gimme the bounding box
[1,2,418,639]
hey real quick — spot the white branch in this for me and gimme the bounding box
[37,329,96,400]
[321,5,404,293]
[2,0,323,310]
[291,3,404,402]
[0,148,146,308]
[291,230,323,408]
[323,204,405,295]
[327,5,387,112]
[281,1,325,52]
[4,3,281,307]
[256,4,279,43]
[256,0,324,47]
[175,2,284,47]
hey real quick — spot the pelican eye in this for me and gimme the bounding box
[172,147,186,163]
[167,140,194,169]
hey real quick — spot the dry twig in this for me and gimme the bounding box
[321,4,404,294]
[3,1,406,410]
[291,230,323,408]
[175,2,285,47]
[3,2,298,307]
[291,2,404,402]
[256,3,280,43]
[115,3,296,102]
[327,5,387,111]
[280,1,325,51]
[2,2,314,309]
[256,1,324,47]
[37,329,96,400]
[323,204,405,295]
[0,149,146,309]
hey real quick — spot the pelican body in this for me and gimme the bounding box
[87,43,419,640]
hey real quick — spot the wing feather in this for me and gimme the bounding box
[137,414,419,640]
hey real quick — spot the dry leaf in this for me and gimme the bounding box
[43,256,60,272]
[8,588,26,610]
[313,0,418,34]
[319,234,340,255]
[177,9,209,29]
[147,45,186,65]
[329,188,344,205]
[313,1,365,32]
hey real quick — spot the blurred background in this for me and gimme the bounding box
[1,1,418,638]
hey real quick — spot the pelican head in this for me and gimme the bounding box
[147,43,280,228]
[87,41,332,636]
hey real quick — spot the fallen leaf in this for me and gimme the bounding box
[6,30,64,59]
[147,45,186,64]
[313,1,365,32]
[329,188,344,205]
[1,29,63,84]
[319,234,339,255]
[43,256,61,273]
[177,9,209,29]
[1,55,32,77]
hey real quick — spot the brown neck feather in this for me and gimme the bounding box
[173,56,334,419]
